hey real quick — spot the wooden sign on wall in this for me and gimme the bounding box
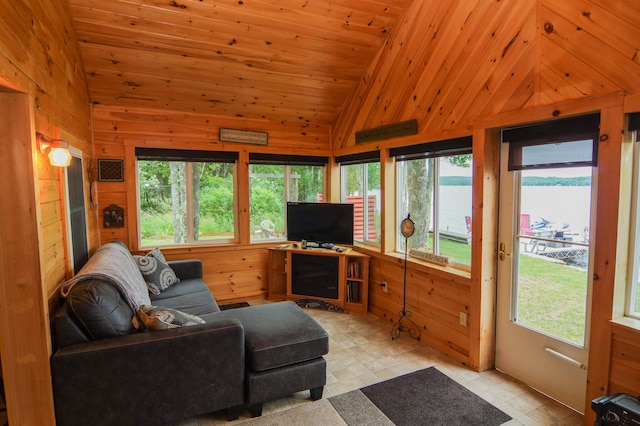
[219,128,269,145]
[355,119,418,144]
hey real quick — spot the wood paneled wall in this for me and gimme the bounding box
[5,0,99,308]
[609,321,640,395]
[366,252,472,364]
[0,0,94,424]
[92,105,332,303]
[334,0,639,149]
[332,0,640,422]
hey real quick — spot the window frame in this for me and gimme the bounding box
[627,127,640,320]
[338,153,381,247]
[391,137,473,269]
[395,154,473,270]
[135,148,239,248]
[248,153,328,243]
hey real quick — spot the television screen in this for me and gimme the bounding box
[286,202,354,246]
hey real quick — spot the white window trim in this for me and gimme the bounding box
[627,131,640,319]
[341,162,381,247]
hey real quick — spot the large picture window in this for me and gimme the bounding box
[249,154,326,242]
[136,148,238,247]
[392,137,473,267]
[337,151,381,246]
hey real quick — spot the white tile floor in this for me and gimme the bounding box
[176,303,584,425]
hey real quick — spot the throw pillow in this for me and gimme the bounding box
[134,248,180,295]
[138,305,205,330]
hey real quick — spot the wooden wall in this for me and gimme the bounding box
[367,252,472,364]
[0,0,94,424]
[92,105,332,303]
[332,0,640,422]
[609,321,640,395]
[334,0,639,148]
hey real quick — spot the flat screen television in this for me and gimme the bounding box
[286,202,354,246]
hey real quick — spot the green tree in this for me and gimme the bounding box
[404,154,472,250]
[406,159,432,249]
[170,162,186,243]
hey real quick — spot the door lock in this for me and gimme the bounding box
[498,242,511,261]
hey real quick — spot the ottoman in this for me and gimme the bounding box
[215,301,329,416]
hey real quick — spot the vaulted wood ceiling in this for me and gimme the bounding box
[69,0,411,126]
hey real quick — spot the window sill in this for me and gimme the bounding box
[353,244,471,281]
[610,316,640,333]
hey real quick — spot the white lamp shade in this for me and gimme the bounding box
[48,146,72,167]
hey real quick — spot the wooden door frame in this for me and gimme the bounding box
[0,90,56,424]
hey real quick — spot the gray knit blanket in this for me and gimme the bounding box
[60,241,151,313]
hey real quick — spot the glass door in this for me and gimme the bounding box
[496,142,595,412]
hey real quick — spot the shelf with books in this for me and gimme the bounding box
[344,252,369,313]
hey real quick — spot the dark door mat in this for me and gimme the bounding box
[218,301,251,310]
[350,367,512,426]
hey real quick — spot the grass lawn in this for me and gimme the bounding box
[439,238,587,345]
[517,255,587,345]
[140,212,234,246]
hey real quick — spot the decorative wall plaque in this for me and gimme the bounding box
[355,119,418,144]
[219,128,268,145]
[98,159,124,182]
[103,204,124,228]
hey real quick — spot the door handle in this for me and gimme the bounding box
[498,242,511,261]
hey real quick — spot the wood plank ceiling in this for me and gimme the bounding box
[68,0,412,126]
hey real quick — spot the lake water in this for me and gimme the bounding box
[440,185,592,237]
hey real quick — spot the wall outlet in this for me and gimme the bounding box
[459,312,467,327]
[380,281,388,293]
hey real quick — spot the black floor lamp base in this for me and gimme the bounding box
[391,308,421,340]
[393,214,423,341]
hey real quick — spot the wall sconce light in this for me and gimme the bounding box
[36,132,72,167]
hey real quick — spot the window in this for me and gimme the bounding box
[502,114,600,343]
[136,148,238,247]
[391,137,473,267]
[249,153,327,242]
[628,113,640,319]
[337,151,381,245]
[66,152,89,273]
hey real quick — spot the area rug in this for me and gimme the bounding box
[242,367,511,425]
[218,301,250,310]
[294,298,345,312]
[332,367,512,425]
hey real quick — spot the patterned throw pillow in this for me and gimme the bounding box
[138,305,205,330]
[134,248,180,295]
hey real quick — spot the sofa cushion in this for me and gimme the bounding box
[67,279,138,339]
[138,305,205,330]
[134,248,180,295]
[150,278,220,316]
[214,302,329,372]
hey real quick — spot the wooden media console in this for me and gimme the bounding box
[267,246,369,313]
